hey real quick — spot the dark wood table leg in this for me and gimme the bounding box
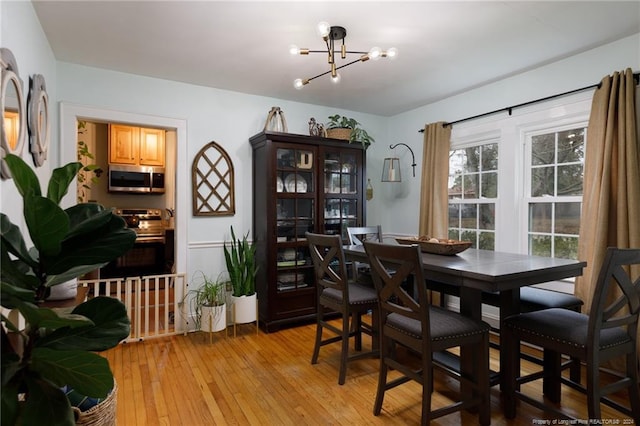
[459,287,483,402]
[499,288,520,392]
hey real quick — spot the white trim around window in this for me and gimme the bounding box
[449,90,594,294]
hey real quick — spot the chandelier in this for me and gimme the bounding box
[290,22,397,89]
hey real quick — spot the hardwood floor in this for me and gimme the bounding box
[105,320,635,425]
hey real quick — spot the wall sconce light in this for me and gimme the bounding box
[381,143,416,182]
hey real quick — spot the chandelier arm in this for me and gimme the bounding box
[304,50,369,55]
[300,56,370,84]
[335,57,367,71]
[390,143,417,177]
[306,69,333,83]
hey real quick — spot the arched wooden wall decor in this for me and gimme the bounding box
[192,141,235,216]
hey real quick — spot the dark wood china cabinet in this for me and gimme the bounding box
[250,131,366,332]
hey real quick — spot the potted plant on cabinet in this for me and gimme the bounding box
[184,271,227,333]
[326,114,375,149]
[1,154,136,426]
[223,226,258,327]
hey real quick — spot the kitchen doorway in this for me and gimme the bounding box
[59,103,187,289]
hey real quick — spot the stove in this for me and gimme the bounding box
[115,208,165,243]
[102,208,170,278]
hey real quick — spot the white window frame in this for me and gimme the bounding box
[448,138,500,249]
[522,123,587,256]
[450,90,593,294]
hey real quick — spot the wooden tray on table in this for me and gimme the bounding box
[395,236,472,255]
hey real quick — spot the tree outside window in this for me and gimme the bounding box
[527,127,585,259]
[448,142,498,250]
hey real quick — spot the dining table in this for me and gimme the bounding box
[343,244,587,393]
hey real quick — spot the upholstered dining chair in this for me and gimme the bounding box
[364,241,491,425]
[346,225,384,283]
[306,232,379,385]
[503,247,640,420]
[346,225,383,245]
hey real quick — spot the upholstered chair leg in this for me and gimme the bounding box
[422,356,433,425]
[311,309,323,365]
[373,339,391,416]
[338,311,351,385]
[371,308,380,351]
[586,356,601,420]
[353,313,363,351]
[478,333,491,426]
[569,357,581,383]
[542,349,562,403]
[627,352,640,420]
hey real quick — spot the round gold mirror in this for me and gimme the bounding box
[28,74,49,167]
[1,48,27,179]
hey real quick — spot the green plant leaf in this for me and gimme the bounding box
[38,297,130,351]
[64,204,113,239]
[0,284,37,321]
[3,154,41,198]
[44,264,109,288]
[22,375,75,426]
[24,194,69,258]
[42,217,136,276]
[224,226,257,297]
[30,348,114,398]
[0,378,19,426]
[47,162,82,205]
[7,298,69,330]
[0,213,37,271]
[0,241,40,295]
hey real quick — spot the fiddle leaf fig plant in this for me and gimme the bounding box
[1,154,136,426]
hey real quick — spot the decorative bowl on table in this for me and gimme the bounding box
[395,236,472,255]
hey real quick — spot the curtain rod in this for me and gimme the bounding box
[418,71,640,133]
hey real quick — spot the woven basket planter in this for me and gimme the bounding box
[326,128,351,141]
[74,381,117,426]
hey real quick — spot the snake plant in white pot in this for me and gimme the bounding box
[223,226,258,325]
[1,154,136,425]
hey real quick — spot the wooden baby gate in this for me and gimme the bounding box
[79,273,187,342]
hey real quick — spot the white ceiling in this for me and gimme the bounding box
[32,1,640,116]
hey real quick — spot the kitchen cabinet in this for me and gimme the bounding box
[250,131,366,332]
[109,124,165,167]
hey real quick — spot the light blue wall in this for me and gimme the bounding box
[1,1,58,227]
[2,1,639,281]
[368,33,640,234]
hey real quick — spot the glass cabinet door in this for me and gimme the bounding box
[276,148,314,195]
[322,150,360,239]
[275,146,315,293]
[276,198,314,242]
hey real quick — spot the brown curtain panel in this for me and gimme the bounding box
[575,68,640,369]
[418,122,451,238]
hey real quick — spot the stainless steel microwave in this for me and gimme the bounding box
[108,164,165,194]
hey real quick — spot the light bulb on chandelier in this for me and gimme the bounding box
[291,21,397,88]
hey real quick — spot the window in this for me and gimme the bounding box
[525,127,586,260]
[448,142,498,250]
[447,92,593,294]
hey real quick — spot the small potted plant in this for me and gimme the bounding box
[326,114,375,149]
[184,271,227,333]
[223,226,258,325]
